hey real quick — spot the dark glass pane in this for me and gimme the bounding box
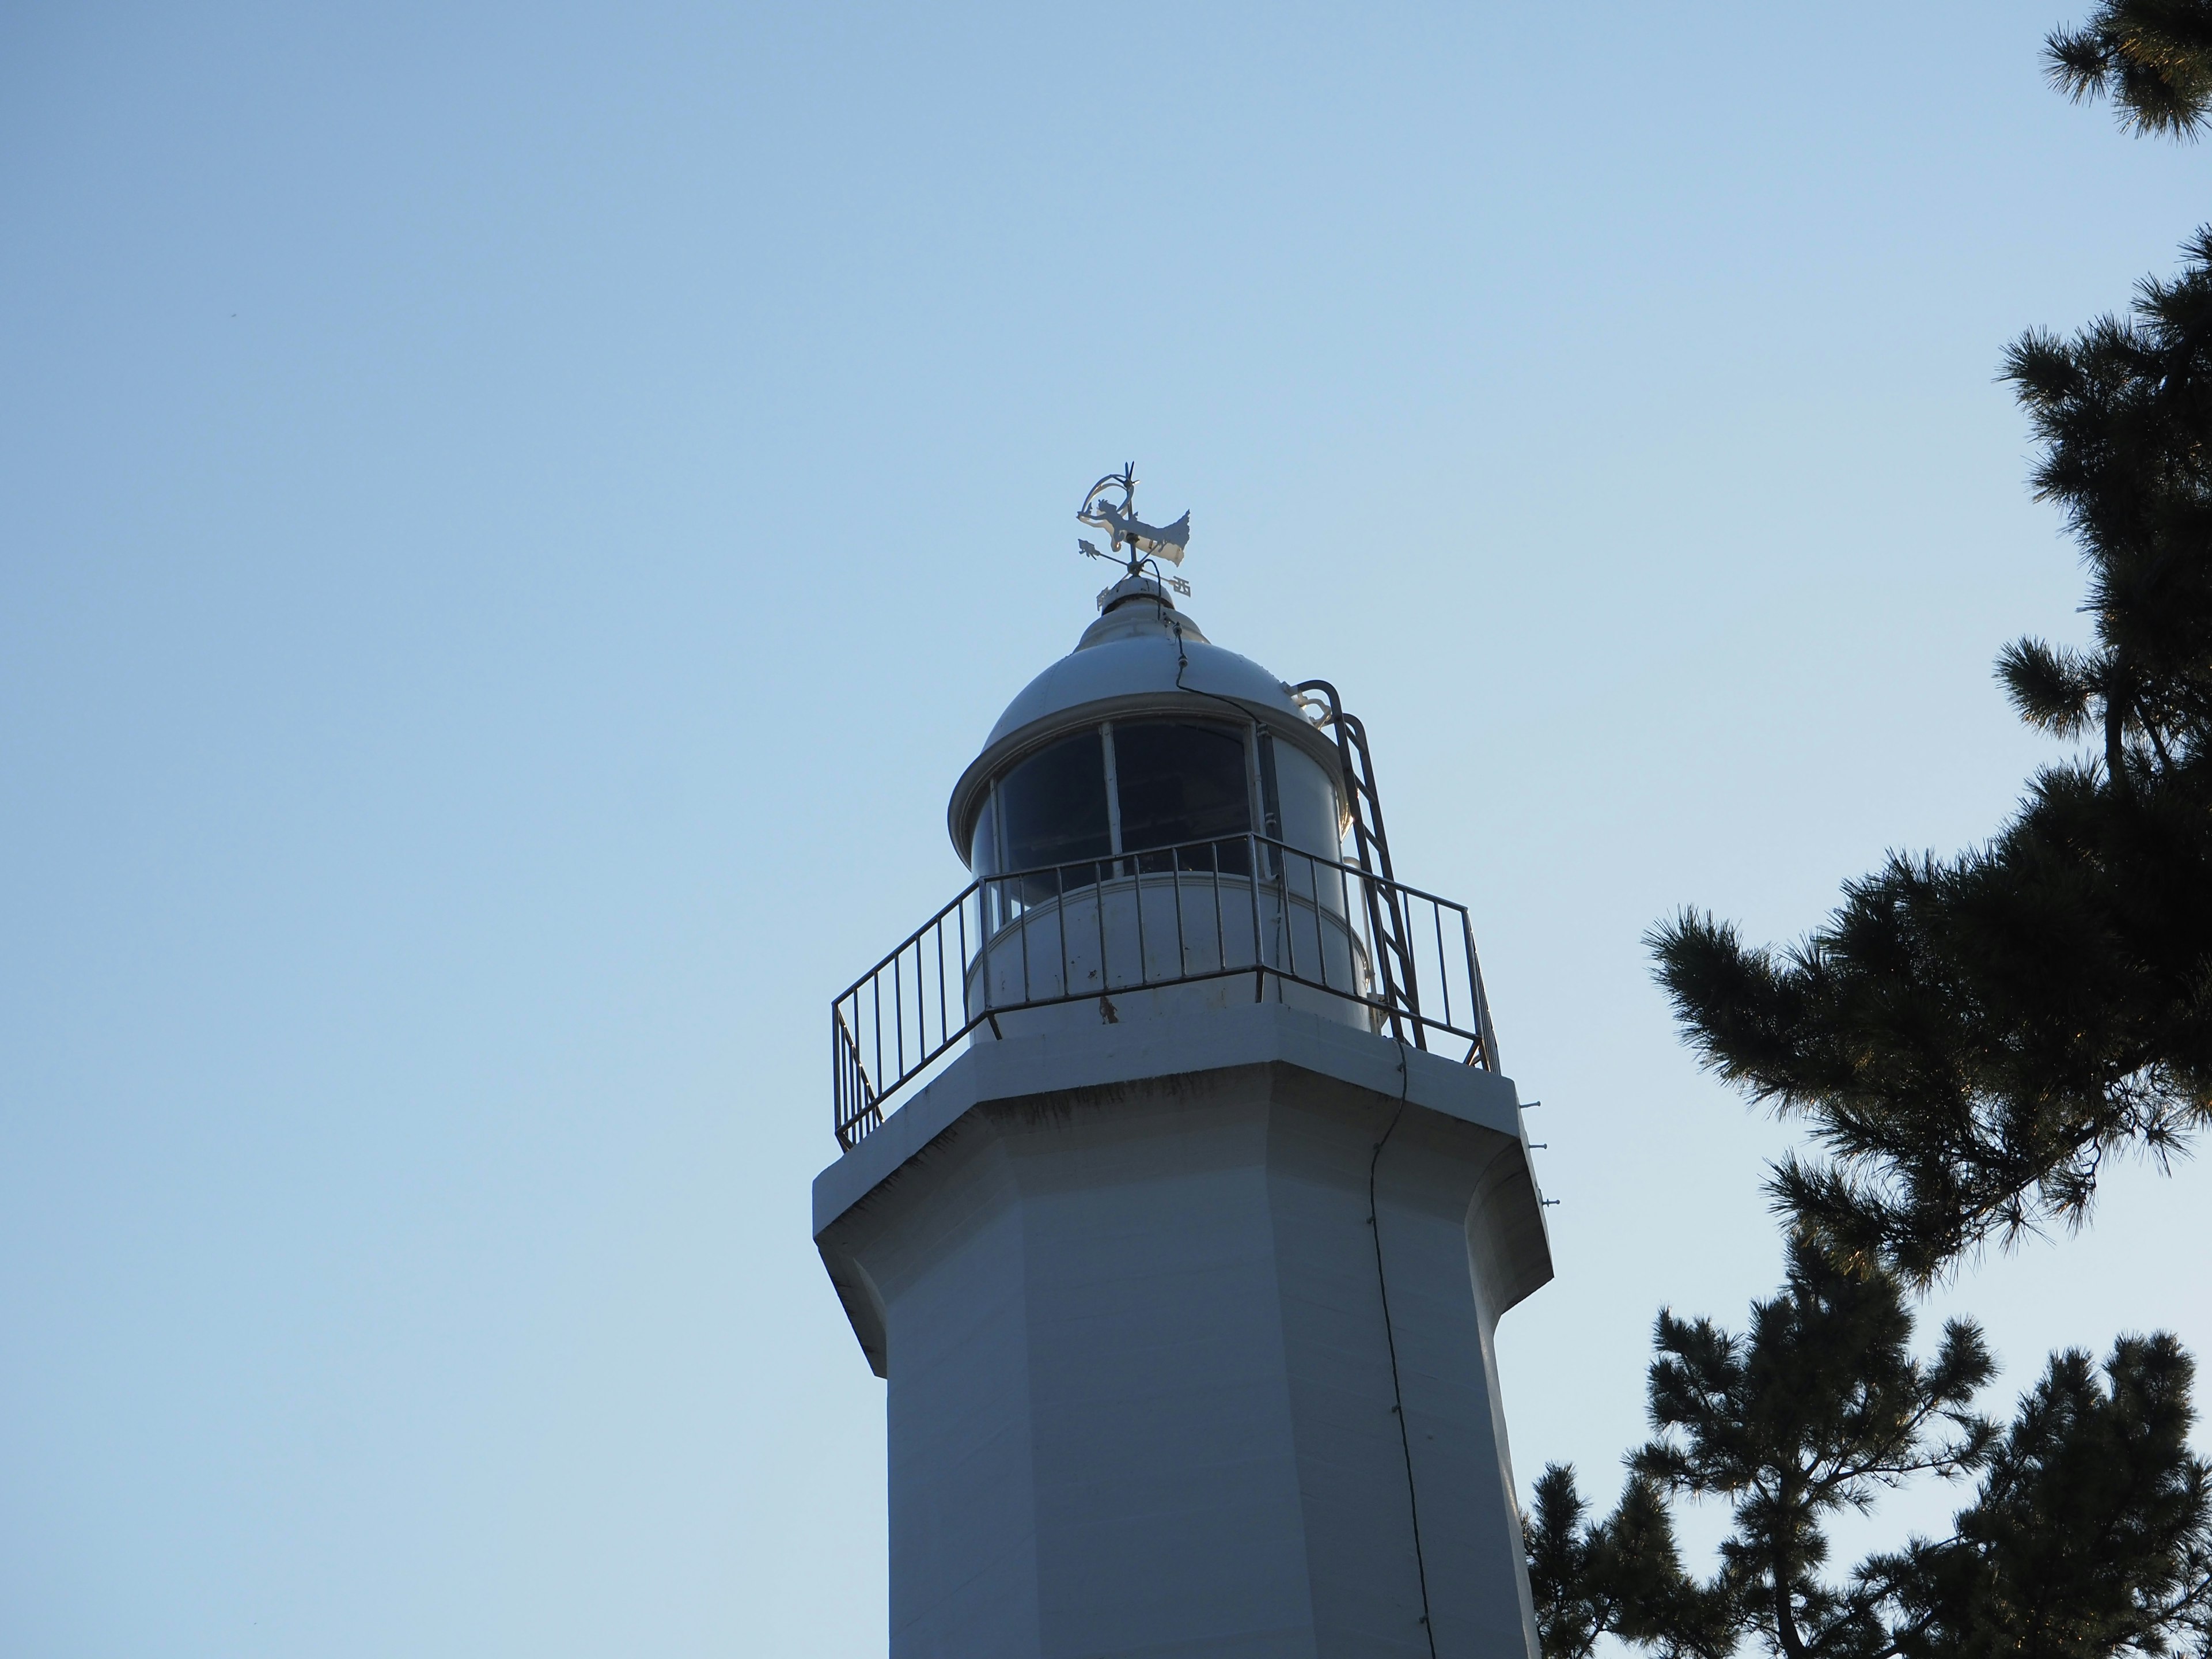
[1112,722,1252,872]
[968,787,998,876]
[998,730,1112,878]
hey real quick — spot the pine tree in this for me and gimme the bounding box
[1629,1241,1996,1659]
[1868,1336,2212,1659]
[1649,35,2212,1281]
[1525,1255,2212,1659]
[1532,22,2212,1657]
[2047,1,2212,137]
[1527,1465,1733,1659]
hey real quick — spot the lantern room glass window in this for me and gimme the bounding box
[969,717,1351,911]
[1112,721,1252,873]
[996,729,1112,882]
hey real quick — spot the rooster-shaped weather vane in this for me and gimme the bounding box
[1077,464,1192,595]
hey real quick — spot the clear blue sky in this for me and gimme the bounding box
[5,4,2208,1654]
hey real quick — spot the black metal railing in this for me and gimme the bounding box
[830,833,1498,1152]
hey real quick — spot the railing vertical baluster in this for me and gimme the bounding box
[1308,851,1328,992]
[986,884,999,1012]
[1018,873,1033,1005]
[1247,834,1265,1000]
[1466,910,1497,1070]
[1433,902,1451,1035]
[959,895,972,1021]
[1056,861,1069,1001]
[1169,845,1187,979]
[1132,852,1149,987]
[1211,839,1226,972]
[1339,860,1367,1009]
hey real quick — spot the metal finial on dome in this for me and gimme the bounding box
[1075,463,1191,596]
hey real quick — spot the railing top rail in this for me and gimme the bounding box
[835,880,980,1006]
[829,830,1496,1149]
[831,833,1472,1010]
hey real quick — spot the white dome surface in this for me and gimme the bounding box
[981,585,1302,752]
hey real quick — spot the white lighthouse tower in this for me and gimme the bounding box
[814,472,1552,1659]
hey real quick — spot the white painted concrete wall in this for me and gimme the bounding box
[815,1006,1550,1659]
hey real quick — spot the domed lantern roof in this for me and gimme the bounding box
[945,573,1337,863]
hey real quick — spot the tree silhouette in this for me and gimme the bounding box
[1527,1257,2211,1659]
[2048,1,2212,137]
[1652,191,2212,1286]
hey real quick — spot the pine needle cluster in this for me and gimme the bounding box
[1647,230,2212,1285]
[2048,1,2212,138]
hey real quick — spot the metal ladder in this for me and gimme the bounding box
[1290,679,1429,1051]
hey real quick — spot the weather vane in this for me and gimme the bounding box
[1077,464,1192,595]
